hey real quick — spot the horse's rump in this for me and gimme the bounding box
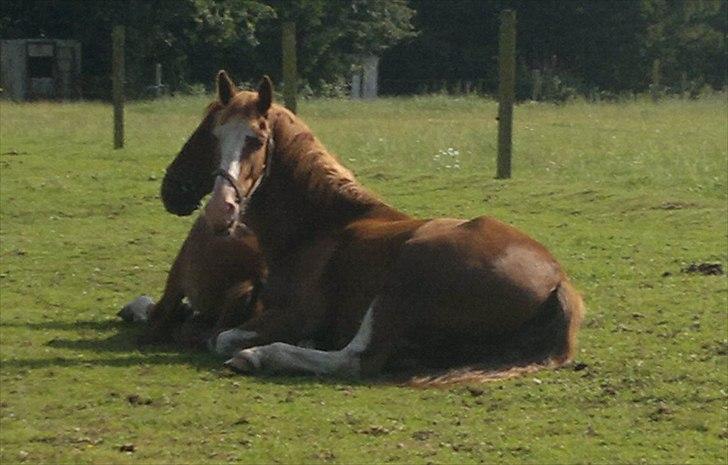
[404,280,585,386]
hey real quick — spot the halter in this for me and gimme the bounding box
[212,135,275,205]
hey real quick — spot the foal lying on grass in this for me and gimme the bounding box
[119,216,265,348]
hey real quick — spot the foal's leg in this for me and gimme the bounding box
[137,257,190,344]
[183,282,260,351]
[224,298,396,377]
[118,295,155,323]
[213,281,262,333]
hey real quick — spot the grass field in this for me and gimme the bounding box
[1,94,726,464]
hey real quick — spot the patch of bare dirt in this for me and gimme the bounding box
[681,262,724,276]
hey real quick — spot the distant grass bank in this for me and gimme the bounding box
[1,95,726,464]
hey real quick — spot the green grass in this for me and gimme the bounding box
[1,94,726,464]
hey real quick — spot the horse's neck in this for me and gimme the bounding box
[248,107,386,262]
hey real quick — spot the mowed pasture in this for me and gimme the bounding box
[0,94,726,464]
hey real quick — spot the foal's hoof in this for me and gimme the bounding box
[118,296,154,323]
[224,349,261,374]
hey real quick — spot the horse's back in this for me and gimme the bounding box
[385,215,564,334]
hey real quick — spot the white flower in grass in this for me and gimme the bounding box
[434,147,461,169]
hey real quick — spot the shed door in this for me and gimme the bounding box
[26,41,55,99]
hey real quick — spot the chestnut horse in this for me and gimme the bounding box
[178,72,584,381]
[119,102,265,346]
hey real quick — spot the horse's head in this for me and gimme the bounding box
[161,99,223,216]
[203,71,274,235]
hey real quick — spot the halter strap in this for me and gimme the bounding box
[213,135,274,205]
[212,168,244,204]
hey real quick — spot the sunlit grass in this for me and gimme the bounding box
[0,95,726,464]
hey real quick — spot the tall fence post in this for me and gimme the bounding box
[112,25,125,149]
[281,21,297,113]
[497,9,516,179]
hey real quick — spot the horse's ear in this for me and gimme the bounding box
[217,70,235,105]
[257,75,273,115]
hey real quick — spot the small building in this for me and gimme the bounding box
[350,55,380,100]
[1,39,82,101]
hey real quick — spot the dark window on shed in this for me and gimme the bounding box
[28,57,54,78]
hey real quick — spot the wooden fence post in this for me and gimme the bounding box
[281,21,297,113]
[497,10,516,179]
[112,25,125,149]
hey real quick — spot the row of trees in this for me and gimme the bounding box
[1,0,724,100]
[381,0,726,98]
[1,0,416,98]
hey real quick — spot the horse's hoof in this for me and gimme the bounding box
[214,328,259,356]
[118,296,154,323]
[224,349,261,374]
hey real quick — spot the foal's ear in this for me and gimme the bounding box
[217,70,236,105]
[257,75,273,115]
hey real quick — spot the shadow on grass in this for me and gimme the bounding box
[0,354,399,388]
[1,317,223,371]
[0,319,123,331]
[0,353,220,370]
[1,319,444,388]
[46,330,164,353]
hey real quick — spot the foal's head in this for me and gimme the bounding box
[203,71,274,235]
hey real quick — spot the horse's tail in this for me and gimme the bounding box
[406,279,585,387]
[549,279,585,364]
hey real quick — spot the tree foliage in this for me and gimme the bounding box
[380,0,725,96]
[0,0,723,99]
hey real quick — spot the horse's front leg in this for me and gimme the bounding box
[224,300,393,378]
[211,303,321,357]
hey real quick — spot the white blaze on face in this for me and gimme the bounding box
[212,117,256,192]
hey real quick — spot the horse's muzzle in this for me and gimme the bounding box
[161,176,205,216]
[204,182,241,234]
